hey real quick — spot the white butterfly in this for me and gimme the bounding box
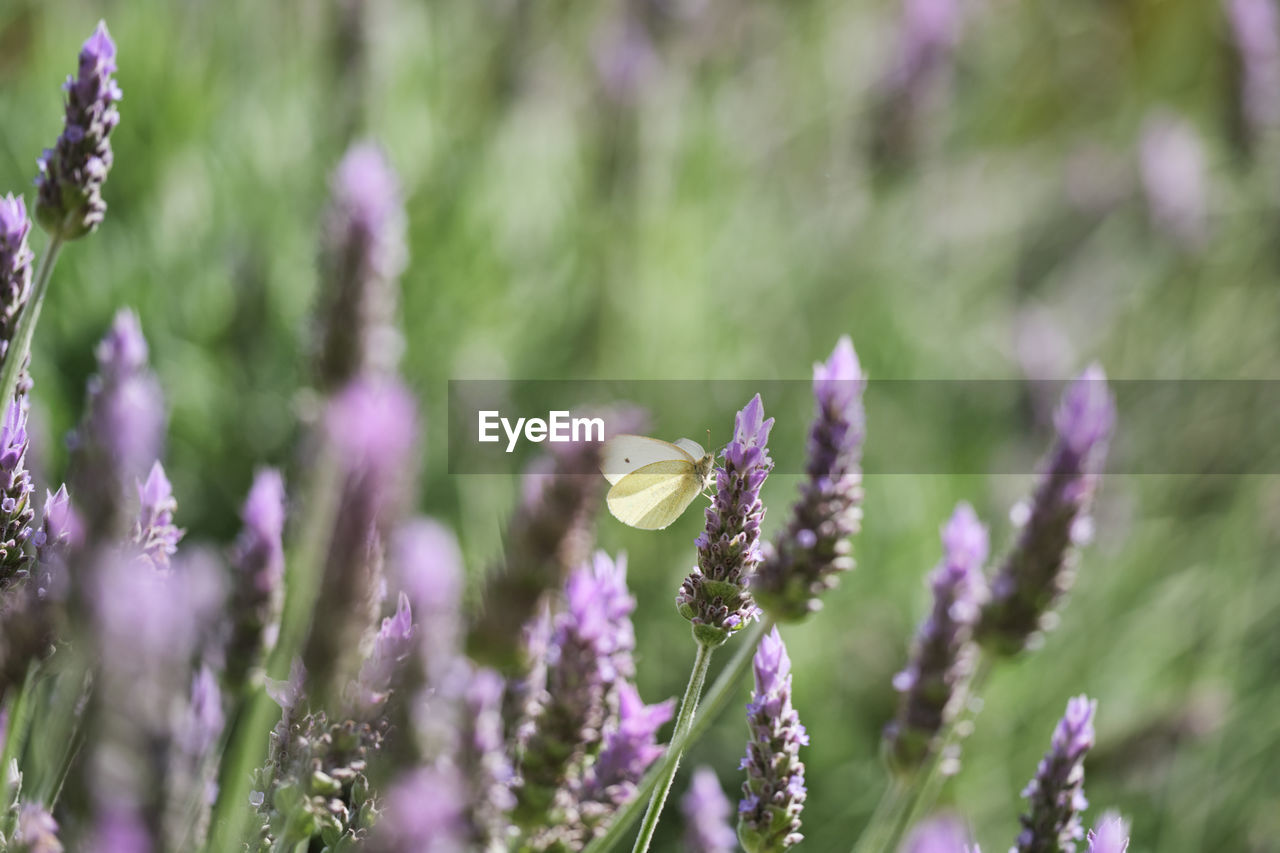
[601,434,716,530]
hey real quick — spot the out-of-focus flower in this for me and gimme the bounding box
[369,766,468,853]
[1015,696,1097,853]
[458,667,517,851]
[68,309,165,539]
[86,807,152,853]
[886,503,988,772]
[756,337,865,622]
[1086,812,1130,853]
[979,366,1114,655]
[0,195,34,373]
[467,406,643,673]
[577,682,675,827]
[224,468,286,692]
[391,518,464,685]
[516,552,637,824]
[315,143,407,391]
[302,376,417,706]
[682,766,737,853]
[902,814,975,853]
[678,395,773,647]
[131,461,184,572]
[352,592,415,715]
[1226,0,1280,140]
[0,401,35,583]
[1139,112,1209,250]
[593,13,658,105]
[35,21,122,240]
[738,626,807,853]
[11,803,64,853]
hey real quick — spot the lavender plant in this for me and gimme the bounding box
[0,18,1151,853]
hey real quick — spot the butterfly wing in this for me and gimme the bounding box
[606,459,704,530]
[673,438,706,459]
[602,435,695,485]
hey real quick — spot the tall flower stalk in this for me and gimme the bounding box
[0,21,122,412]
[634,395,774,853]
[756,337,866,622]
[1015,696,1097,853]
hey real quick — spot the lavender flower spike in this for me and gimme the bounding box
[678,394,774,647]
[0,401,35,584]
[457,667,517,851]
[683,767,737,853]
[224,468,286,692]
[0,195,34,372]
[368,766,468,853]
[886,503,989,772]
[576,682,676,837]
[68,309,165,538]
[132,461,184,571]
[352,591,416,715]
[1227,0,1280,141]
[902,815,974,853]
[738,626,807,853]
[302,376,417,705]
[1086,812,1130,853]
[756,337,865,622]
[979,366,1114,655]
[12,803,64,852]
[36,21,122,240]
[467,406,643,673]
[315,143,407,390]
[1015,695,1097,853]
[515,551,637,825]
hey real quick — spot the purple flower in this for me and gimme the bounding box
[302,376,418,705]
[581,682,675,809]
[0,401,35,583]
[352,592,416,714]
[13,803,63,853]
[757,337,866,621]
[871,0,964,162]
[0,194,34,370]
[1139,112,1208,250]
[457,667,517,850]
[35,21,122,240]
[515,551,637,824]
[678,394,774,647]
[979,366,1114,655]
[131,461,184,571]
[886,503,989,772]
[34,484,79,560]
[68,309,165,539]
[390,518,464,684]
[87,807,152,853]
[467,406,644,673]
[224,468,286,691]
[1015,696,1097,853]
[369,766,468,853]
[738,626,807,853]
[902,815,975,853]
[179,665,225,757]
[683,766,737,853]
[592,14,657,105]
[315,143,407,390]
[1086,812,1130,853]
[1227,0,1280,140]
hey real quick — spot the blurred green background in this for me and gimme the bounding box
[2,0,1278,850]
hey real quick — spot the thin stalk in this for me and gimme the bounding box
[0,664,38,786]
[631,640,714,853]
[205,440,341,852]
[0,234,63,408]
[850,777,910,853]
[880,659,993,853]
[585,617,770,853]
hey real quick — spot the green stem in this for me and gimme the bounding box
[850,778,910,853]
[585,618,770,853]
[0,664,38,792]
[880,659,993,853]
[0,234,63,408]
[630,640,715,853]
[205,441,342,852]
